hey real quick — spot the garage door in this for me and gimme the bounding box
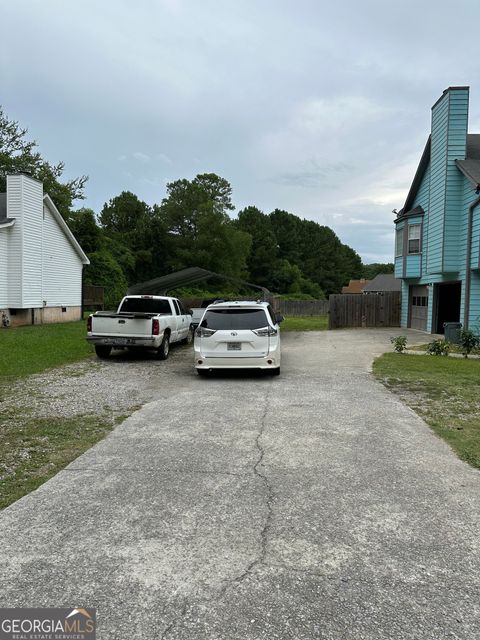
[410,285,428,331]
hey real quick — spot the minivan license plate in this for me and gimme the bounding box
[227,342,241,351]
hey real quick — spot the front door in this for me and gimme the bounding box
[409,285,428,331]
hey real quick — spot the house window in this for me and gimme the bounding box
[395,228,404,257]
[408,224,421,254]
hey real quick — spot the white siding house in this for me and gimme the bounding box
[0,173,89,327]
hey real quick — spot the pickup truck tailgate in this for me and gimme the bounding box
[91,314,155,337]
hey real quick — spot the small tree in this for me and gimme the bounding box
[459,329,480,358]
[390,336,407,353]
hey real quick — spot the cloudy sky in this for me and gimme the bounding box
[2,0,480,262]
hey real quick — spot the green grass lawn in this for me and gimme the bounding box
[281,315,328,331]
[373,353,480,469]
[0,320,93,381]
[0,321,108,510]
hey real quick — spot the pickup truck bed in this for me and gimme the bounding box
[87,295,193,359]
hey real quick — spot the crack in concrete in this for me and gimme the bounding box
[160,597,188,640]
[219,382,275,593]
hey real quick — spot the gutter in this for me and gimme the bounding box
[464,195,480,329]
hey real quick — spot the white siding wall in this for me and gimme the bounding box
[0,230,9,307]
[20,177,43,307]
[42,203,83,306]
[6,175,24,306]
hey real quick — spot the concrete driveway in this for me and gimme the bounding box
[1,329,479,639]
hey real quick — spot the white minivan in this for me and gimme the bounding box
[194,301,283,376]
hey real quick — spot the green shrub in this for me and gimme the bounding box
[459,329,480,358]
[426,339,450,356]
[390,336,407,353]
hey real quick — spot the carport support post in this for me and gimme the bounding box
[464,196,480,330]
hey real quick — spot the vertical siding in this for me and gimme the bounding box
[6,175,24,307]
[0,231,8,307]
[42,204,83,306]
[20,177,44,307]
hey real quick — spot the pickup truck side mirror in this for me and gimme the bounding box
[275,313,284,324]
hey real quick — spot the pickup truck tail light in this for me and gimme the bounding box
[87,315,92,332]
[152,319,160,336]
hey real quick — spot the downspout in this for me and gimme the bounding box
[464,194,480,329]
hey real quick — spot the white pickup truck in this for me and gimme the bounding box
[86,295,193,359]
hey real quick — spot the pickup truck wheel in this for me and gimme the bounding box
[95,345,112,359]
[157,334,170,360]
[183,327,194,345]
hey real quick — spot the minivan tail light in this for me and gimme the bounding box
[87,315,92,332]
[152,319,160,335]
[252,326,277,336]
[196,327,217,338]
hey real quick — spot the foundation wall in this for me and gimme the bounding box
[0,306,82,328]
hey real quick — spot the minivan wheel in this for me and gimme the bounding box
[271,367,280,376]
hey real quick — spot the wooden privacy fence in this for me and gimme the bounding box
[184,297,329,317]
[328,292,401,329]
[273,299,329,316]
[83,285,105,310]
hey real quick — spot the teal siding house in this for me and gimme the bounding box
[394,86,480,333]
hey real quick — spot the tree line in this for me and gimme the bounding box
[1,107,393,307]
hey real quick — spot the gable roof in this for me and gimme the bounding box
[43,195,89,265]
[398,133,480,219]
[363,273,401,293]
[400,136,431,216]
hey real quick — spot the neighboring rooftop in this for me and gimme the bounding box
[363,273,401,293]
[341,279,370,294]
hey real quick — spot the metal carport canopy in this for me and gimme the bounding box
[127,267,270,297]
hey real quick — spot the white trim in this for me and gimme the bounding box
[0,219,15,229]
[42,195,90,264]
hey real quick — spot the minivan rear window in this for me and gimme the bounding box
[119,298,172,314]
[201,309,268,330]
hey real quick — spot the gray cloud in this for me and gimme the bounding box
[1,0,480,261]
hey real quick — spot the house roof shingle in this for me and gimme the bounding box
[341,279,370,294]
[363,273,401,293]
